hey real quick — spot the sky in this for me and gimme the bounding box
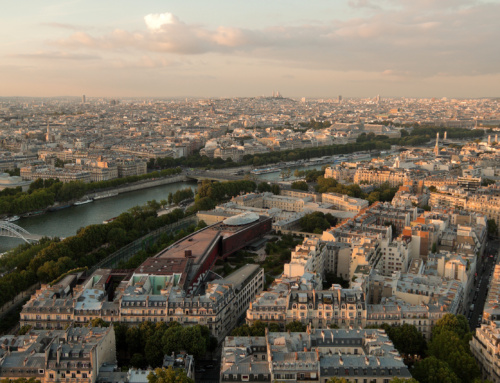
[1,0,500,98]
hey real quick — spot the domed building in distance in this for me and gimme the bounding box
[0,172,32,192]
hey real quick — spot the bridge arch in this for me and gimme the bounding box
[0,221,36,243]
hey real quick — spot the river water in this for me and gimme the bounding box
[1,181,197,253]
[1,153,393,253]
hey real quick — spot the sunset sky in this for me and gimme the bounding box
[2,0,499,98]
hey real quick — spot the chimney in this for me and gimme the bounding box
[295,352,298,361]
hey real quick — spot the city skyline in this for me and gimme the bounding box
[1,0,500,98]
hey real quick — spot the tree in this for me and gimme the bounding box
[291,181,309,191]
[488,219,498,237]
[382,324,427,359]
[427,330,480,383]
[432,242,437,253]
[280,168,291,180]
[326,378,349,383]
[432,314,470,339]
[271,184,280,195]
[148,367,194,383]
[87,318,109,327]
[257,182,272,193]
[130,353,146,369]
[18,325,32,335]
[0,379,41,383]
[412,356,460,383]
[285,321,307,332]
[300,212,337,233]
[426,314,480,382]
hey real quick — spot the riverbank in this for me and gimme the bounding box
[0,175,191,222]
[0,179,197,253]
[87,174,188,199]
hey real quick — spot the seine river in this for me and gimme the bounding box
[1,153,390,253]
[1,181,197,253]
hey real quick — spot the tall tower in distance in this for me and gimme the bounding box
[434,132,439,156]
[338,95,342,104]
[82,95,86,104]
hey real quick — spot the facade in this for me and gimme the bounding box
[321,192,369,212]
[430,189,500,234]
[281,189,322,203]
[21,265,264,343]
[20,165,91,183]
[115,159,147,178]
[353,169,409,187]
[233,192,307,213]
[220,329,411,383]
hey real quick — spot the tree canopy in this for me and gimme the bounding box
[299,211,338,234]
[148,367,194,383]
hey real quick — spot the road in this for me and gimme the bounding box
[468,239,499,330]
[195,358,220,383]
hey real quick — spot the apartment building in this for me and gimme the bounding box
[353,169,409,187]
[246,287,367,330]
[115,159,147,177]
[324,165,356,183]
[20,165,91,183]
[220,329,411,383]
[21,265,264,343]
[232,192,306,212]
[366,300,447,340]
[0,325,116,383]
[429,189,500,234]
[322,192,369,212]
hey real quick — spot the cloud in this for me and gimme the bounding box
[51,3,500,77]
[10,51,100,60]
[348,0,381,10]
[41,22,91,31]
[144,12,180,31]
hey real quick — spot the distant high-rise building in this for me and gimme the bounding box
[82,94,86,103]
[301,97,306,103]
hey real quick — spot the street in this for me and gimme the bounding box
[468,239,499,330]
